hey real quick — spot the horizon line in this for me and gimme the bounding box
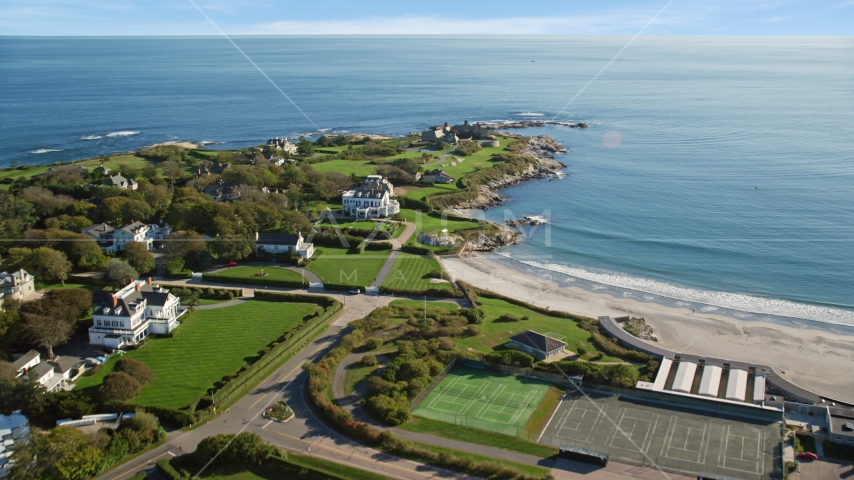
[2,34,853,38]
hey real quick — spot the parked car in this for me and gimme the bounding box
[797,452,818,461]
[349,289,361,295]
[843,422,854,431]
[223,261,237,267]
[84,357,102,366]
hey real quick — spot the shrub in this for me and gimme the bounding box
[114,358,154,385]
[465,325,482,336]
[86,363,104,376]
[484,350,534,368]
[363,394,411,425]
[461,308,484,324]
[438,337,456,351]
[521,315,529,320]
[156,459,182,480]
[496,313,521,322]
[100,372,142,401]
[576,346,587,356]
[362,355,378,366]
[194,432,276,466]
[364,337,383,350]
[454,141,483,156]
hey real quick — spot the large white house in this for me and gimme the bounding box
[82,222,169,253]
[255,232,315,259]
[267,137,298,155]
[89,279,184,348]
[342,175,400,219]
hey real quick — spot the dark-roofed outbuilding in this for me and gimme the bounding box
[508,330,567,360]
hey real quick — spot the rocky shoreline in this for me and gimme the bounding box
[448,135,567,251]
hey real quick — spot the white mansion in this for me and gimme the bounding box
[341,175,400,219]
[89,279,185,348]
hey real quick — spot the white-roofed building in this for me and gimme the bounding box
[698,364,723,398]
[672,361,698,393]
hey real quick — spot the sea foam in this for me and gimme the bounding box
[105,131,140,137]
[29,149,62,154]
[81,135,102,140]
[517,112,545,117]
[503,255,854,327]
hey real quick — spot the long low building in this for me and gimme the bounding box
[699,364,723,398]
[726,368,749,402]
[652,357,673,391]
[672,361,698,393]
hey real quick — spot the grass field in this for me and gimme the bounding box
[399,208,480,237]
[344,362,377,395]
[399,416,558,458]
[75,300,316,408]
[389,299,458,310]
[454,296,625,363]
[206,266,307,284]
[412,366,551,437]
[306,246,390,287]
[381,253,457,293]
[311,159,377,177]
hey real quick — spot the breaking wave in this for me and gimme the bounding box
[501,255,854,327]
[517,112,545,117]
[81,135,102,140]
[105,131,140,137]
[30,148,63,154]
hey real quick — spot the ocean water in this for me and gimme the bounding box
[2,36,853,327]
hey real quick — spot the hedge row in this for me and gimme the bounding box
[201,272,308,288]
[323,283,369,292]
[253,290,338,308]
[99,400,195,429]
[378,286,462,298]
[156,459,182,480]
[165,270,193,279]
[365,242,393,251]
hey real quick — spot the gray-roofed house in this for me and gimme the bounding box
[341,175,400,219]
[10,350,40,378]
[112,222,152,251]
[0,269,35,301]
[89,278,184,348]
[422,169,455,184]
[255,232,315,259]
[82,223,118,254]
[104,173,138,190]
[508,330,567,360]
[28,362,63,392]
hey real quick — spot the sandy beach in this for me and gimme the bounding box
[441,252,854,403]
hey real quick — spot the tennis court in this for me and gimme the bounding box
[412,366,551,436]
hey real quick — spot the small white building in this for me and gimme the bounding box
[89,279,184,348]
[28,362,63,392]
[0,412,29,478]
[112,222,152,251]
[341,175,400,219]
[507,331,567,360]
[255,232,315,259]
[146,223,172,245]
[0,270,35,301]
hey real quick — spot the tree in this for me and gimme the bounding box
[0,310,22,353]
[165,256,185,274]
[120,199,153,224]
[361,354,378,366]
[0,192,37,239]
[113,358,154,385]
[140,183,171,211]
[123,242,155,274]
[100,196,129,224]
[23,288,92,325]
[162,230,207,269]
[297,136,314,157]
[0,362,17,381]
[210,234,254,261]
[23,247,72,286]
[99,372,142,401]
[21,312,73,359]
[8,426,102,480]
[106,259,139,286]
[160,160,184,187]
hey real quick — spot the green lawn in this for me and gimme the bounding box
[75,300,317,408]
[344,362,377,395]
[399,416,558,459]
[398,208,480,236]
[389,299,458,310]
[37,282,106,292]
[412,366,551,437]
[402,184,462,202]
[381,253,456,293]
[454,297,624,363]
[206,266,308,285]
[311,159,377,177]
[306,247,390,287]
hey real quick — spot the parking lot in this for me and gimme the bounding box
[539,391,783,480]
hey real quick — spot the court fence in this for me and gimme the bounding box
[408,359,456,410]
[413,409,524,437]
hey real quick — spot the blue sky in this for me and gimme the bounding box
[2,0,852,36]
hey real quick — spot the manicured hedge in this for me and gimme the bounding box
[365,242,393,251]
[201,272,307,288]
[156,459,182,480]
[401,245,431,255]
[323,283,369,292]
[378,286,462,298]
